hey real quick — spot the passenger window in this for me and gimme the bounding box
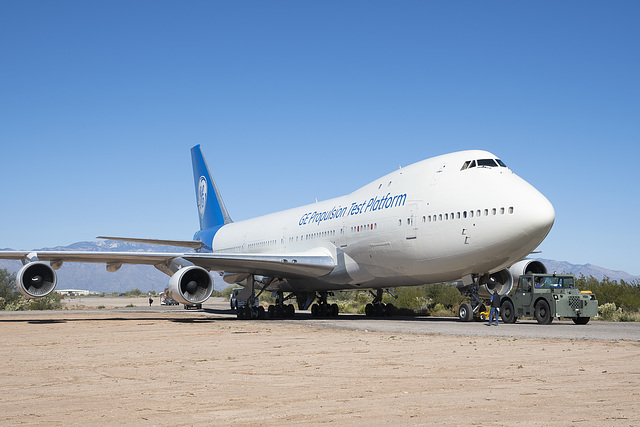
[492,208,496,215]
[509,207,514,214]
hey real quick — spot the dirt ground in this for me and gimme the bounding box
[1,303,639,426]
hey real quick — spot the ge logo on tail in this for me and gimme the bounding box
[198,176,207,219]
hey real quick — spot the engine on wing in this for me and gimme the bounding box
[167,266,213,305]
[508,259,547,283]
[17,262,57,298]
[478,269,513,297]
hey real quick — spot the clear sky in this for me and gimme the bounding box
[1,1,638,275]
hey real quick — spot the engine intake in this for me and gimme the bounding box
[167,266,213,305]
[509,259,547,284]
[17,262,57,298]
[479,269,513,297]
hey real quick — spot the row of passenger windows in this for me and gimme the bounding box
[287,230,338,244]
[250,206,516,247]
[248,239,278,249]
[351,224,378,233]
[423,206,514,223]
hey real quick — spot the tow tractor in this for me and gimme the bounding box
[500,273,598,324]
[456,260,598,325]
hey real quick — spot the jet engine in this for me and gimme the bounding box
[167,266,213,305]
[17,262,57,298]
[508,259,547,283]
[478,269,513,297]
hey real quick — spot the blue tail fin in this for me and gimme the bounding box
[191,145,232,232]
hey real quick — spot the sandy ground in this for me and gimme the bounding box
[1,300,639,426]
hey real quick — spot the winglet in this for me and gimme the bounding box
[191,145,233,232]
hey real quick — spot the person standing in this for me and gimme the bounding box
[488,291,501,326]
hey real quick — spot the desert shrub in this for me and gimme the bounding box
[577,275,640,312]
[598,302,621,321]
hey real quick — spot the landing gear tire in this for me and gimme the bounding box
[572,316,590,325]
[268,303,295,319]
[458,303,473,322]
[500,300,517,324]
[365,303,393,318]
[286,304,295,317]
[385,303,395,317]
[237,305,265,320]
[534,300,553,325]
[330,303,339,317]
[365,304,373,317]
[310,302,338,318]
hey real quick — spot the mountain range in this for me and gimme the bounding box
[0,241,637,293]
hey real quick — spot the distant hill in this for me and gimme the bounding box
[535,259,639,283]
[1,241,637,293]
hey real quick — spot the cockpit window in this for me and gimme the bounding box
[461,160,476,170]
[461,158,508,170]
[477,159,498,167]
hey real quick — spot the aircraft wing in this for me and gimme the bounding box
[0,249,336,279]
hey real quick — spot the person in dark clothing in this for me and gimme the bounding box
[487,291,501,326]
[149,297,153,306]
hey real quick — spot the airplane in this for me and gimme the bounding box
[0,145,555,320]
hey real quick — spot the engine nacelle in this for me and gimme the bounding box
[167,266,213,305]
[17,262,57,298]
[508,259,547,284]
[479,269,514,297]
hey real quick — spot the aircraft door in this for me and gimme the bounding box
[281,227,287,251]
[405,204,418,240]
[339,222,348,248]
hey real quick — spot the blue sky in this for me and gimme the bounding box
[1,1,638,276]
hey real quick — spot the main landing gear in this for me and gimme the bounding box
[235,275,266,320]
[267,291,296,319]
[310,291,339,318]
[364,289,395,317]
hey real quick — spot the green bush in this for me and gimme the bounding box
[577,275,640,312]
[598,302,621,321]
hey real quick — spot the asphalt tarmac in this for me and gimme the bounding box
[15,296,640,342]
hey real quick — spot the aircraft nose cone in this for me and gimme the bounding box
[522,188,555,240]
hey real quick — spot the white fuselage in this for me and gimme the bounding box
[209,150,555,292]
